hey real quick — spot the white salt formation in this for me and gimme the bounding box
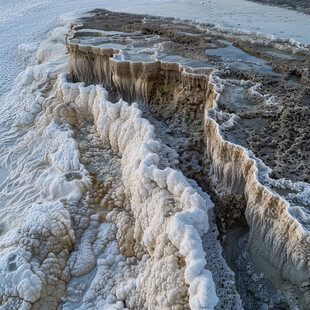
[54,74,218,309]
[0,12,219,310]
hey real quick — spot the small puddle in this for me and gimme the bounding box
[206,40,280,75]
[113,46,156,62]
[76,29,131,37]
[101,30,133,36]
[155,54,210,68]
[219,84,258,112]
[265,50,294,59]
[261,47,305,60]
[98,42,127,50]
[270,186,297,198]
[179,31,202,37]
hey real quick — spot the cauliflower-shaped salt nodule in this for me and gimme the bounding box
[0,201,75,308]
[0,248,41,303]
[20,202,74,255]
[68,215,99,277]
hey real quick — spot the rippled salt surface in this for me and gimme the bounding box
[0,167,8,186]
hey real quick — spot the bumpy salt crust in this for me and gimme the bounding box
[0,13,219,310]
[55,74,218,309]
[0,18,93,309]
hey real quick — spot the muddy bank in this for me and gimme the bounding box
[246,0,310,15]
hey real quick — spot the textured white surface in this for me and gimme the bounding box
[0,13,219,309]
[55,74,218,309]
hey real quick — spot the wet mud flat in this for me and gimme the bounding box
[246,0,310,14]
[67,9,310,309]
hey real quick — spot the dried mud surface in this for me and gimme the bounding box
[80,9,310,184]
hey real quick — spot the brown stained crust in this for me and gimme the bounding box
[216,69,310,183]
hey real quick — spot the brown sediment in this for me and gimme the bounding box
[66,9,310,309]
[246,0,310,15]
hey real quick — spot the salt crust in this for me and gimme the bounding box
[0,13,218,310]
[55,74,218,309]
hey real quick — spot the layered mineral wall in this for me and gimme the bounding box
[67,44,210,110]
[206,79,310,283]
